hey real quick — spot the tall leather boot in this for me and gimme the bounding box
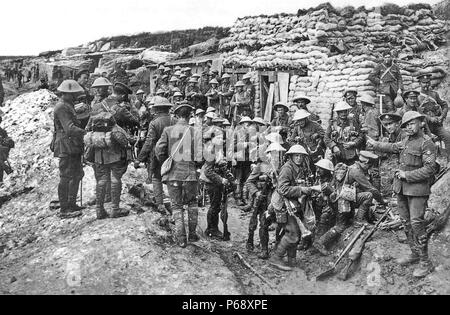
[59,178,81,219]
[188,207,199,242]
[268,238,292,271]
[396,226,420,265]
[354,205,369,226]
[287,243,298,268]
[105,182,112,203]
[206,209,222,239]
[258,227,270,259]
[413,235,434,278]
[174,208,187,248]
[313,228,340,256]
[246,232,254,252]
[68,178,86,212]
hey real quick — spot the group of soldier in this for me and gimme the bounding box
[49,59,449,281]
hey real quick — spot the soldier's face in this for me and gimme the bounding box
[96,86,109,97]
[384,56,393,65]
[296,101,307,109]
[406,95,418,107]
[137,94,144,101]
[237,87,243,93]
[79,74,89,85]
[383,121,399,134]
[289,106,297,116]
[299,118,307,128]
[277,108,285,116]
[359,156,371,170]
[337,110,349,120]
[291,154,303,165]
[404,119,421,136]
[317,167,329,177]
[345,94,357,106]
[420,81,431,91]
[174,96,182,102]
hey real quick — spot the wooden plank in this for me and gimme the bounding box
[274,82,280,104]
[278,72,290,104]
[264,83,275,122]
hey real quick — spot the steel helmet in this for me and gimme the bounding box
[243,73,252,80]
[212,117,225,124]
[136,89,145,95]
[174,66,182,71]
[334,101,353,112]
[292,109,311,121]
[238,116,252,124]
[273,102,289,111]
[152,97,173,108]
[188,78,198,83]
[315,159,334,172]
[156,89,165,95]
[400,111,425,128]
[57,80,84,94]
[222,119,231,126]
[189,117,196,125]
[206,107,216,113]
[285,144,308,155]
[173,91,183,97]
[292,95,311,104]
[235,81,245,87]
[195,108,205,115]
[158,65,165,70]
[192,73,200,78]
[205,112,216,119]
[265,132,284,144]
[209,78,219,85]
[91,77,112,88]
[252,117,268,126]
[222,73,231,79]
[173,102,194,114]
[174,71,182,76]
[343,88,358,97]
[265,142,286,153]
[359,94,375,106]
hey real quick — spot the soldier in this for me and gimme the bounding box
[110,82,140,134]
[155,102,202,248]
[199,70,210,95]
[112,63,129,85]
[195,109,205,126]
[369,50,403,113]
[0,115,15,184]
[205,78,220,112]
[218,73,234,118]
[185,77,204,110]
[242,73,255,115]
[343,89,362,124]
[288,109,325,165]
[136,98,174,214]
[367,111,437,278]
[159,75,171,98]
[52,80,87,219]
[268,145,313,271]
[324,101,364,165]
[397,90,421,117]
[360,94,380,140]
[233,116,253,207]
[134,89,145,111]
[417,73,450,165]
[183,67,192,78]
[76,69,94,104]
[245,142,283,252]
[292,95,321,123]
[271,102,290,131]
[230,81,251,123]
[155,89,165,97]
[168,76,179,96]
[178,73,188,97]
[36,77,49,91]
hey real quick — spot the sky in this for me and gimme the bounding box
[0,0,443,56]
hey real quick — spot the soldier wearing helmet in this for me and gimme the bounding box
[218,73,234,119]
[287,108,325,166]
[367,111,437,278]
[230,81,252,122]
[417,72,450,165]
[205,78,220,112]
[242,73,255,114]
[52,80,87,219]
[292,95,321,123]
[185,77,204,110]
[343,89,361,125]
[268,144,313,271]
[324,101,364,165]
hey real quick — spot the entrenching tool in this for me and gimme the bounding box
[315,224,367,281]
[338,208,392,280]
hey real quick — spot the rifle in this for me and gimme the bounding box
[338,208,392,280]
[219,93,223,117]
[233,103,239,126]
[221,169,235,241]
[315,224,367,281]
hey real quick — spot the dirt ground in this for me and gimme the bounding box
[1,163,449,295]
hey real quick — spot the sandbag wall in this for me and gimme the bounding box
[219,4,449,125]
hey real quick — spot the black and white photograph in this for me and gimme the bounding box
[0,0,449,298]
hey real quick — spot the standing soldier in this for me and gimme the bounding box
[268,145,313,271]
[417,73,450,166]
[168,76,179,97]
[110,82,139,134]
[199,71,210,95]
[242,73,255,115]
[271,102,290,132]
[292,95,321,123]
[343,89,362,125]
[230,81,251,123]
[367,111,437,278]
[155,102,202,248]
[398,90,421,117]
[218,73,234,118]
[360,94,380,140]
[205,78,220,112]
[178,73,188,98]
[76,69,94,104]
[52,80,87,219]
[134,89,145,111]
[0,115,15,184]
[288,109,325,165]
[0,74,4,106]
[233,116,253,206]
[324,101,364,165]
[369,50,403,113]
[185,77,204,110]
[136,98,174,214]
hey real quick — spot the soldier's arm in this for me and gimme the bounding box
[230,94,237,106]
[323,124,337,149]
[370,139,401,154]
[405,138,437,183]
[314,122,325,140]
[368,64,381,85]
[435,92,448,120]
[353,120,365,148]
[115,105,139,127]
[204,160,225,185]
[137,122,156,162]
[223,87,234,98]
[349,167,383,204]
[277,167,304,199]
[155,128,169,162]
[54,105,86,138]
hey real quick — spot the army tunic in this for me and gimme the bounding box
[324,117,364,163]
[288,120,325,163]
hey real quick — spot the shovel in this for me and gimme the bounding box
[315,224,366,281]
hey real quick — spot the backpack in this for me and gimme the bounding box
[91,112,115,132]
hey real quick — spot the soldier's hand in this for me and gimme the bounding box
[395,170,406,180]
[300,187,312,195]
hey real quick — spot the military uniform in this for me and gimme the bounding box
[233,123,253,206]
[288,119,325,164]
[371,115,437,277]
[324,116,364,165]
[185,85,204,110]
[230,91,251,119]
[369,61,403,112]
[218,81,234,118]
[205,87,220,112]
[155,117,203,246]
[53,100,86,216]
[0,123,14,183]
[0,75,4,105]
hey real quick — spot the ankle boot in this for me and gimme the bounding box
[397,228,420,265]
[188,207,199,242]
[96,206,108,220]
[413,238,434,278]
[313,228,340,256]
